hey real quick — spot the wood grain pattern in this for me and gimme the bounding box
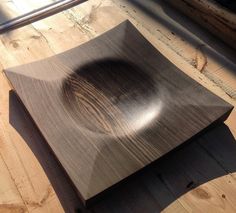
[4,20,233,205]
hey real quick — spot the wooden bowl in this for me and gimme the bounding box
[5,20,233,205]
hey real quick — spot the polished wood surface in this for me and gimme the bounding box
[5,20,233,204]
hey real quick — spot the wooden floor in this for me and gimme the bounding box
[0,0,236,212]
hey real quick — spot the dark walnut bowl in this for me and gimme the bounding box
[5,20,233,205]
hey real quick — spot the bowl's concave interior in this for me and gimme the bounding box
[62,59,162,137]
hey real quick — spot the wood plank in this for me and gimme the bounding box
[5,20,233,205]
[0,132,27,213]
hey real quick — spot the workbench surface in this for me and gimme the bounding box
[0,0,236,212]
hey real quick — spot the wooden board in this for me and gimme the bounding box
[4,20,233,205]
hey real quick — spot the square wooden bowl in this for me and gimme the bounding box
[5,20,233,205]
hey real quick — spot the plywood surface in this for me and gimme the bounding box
[0,0,236,212]
[5,20,233,204]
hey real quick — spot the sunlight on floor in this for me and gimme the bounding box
[163,174,236,212]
